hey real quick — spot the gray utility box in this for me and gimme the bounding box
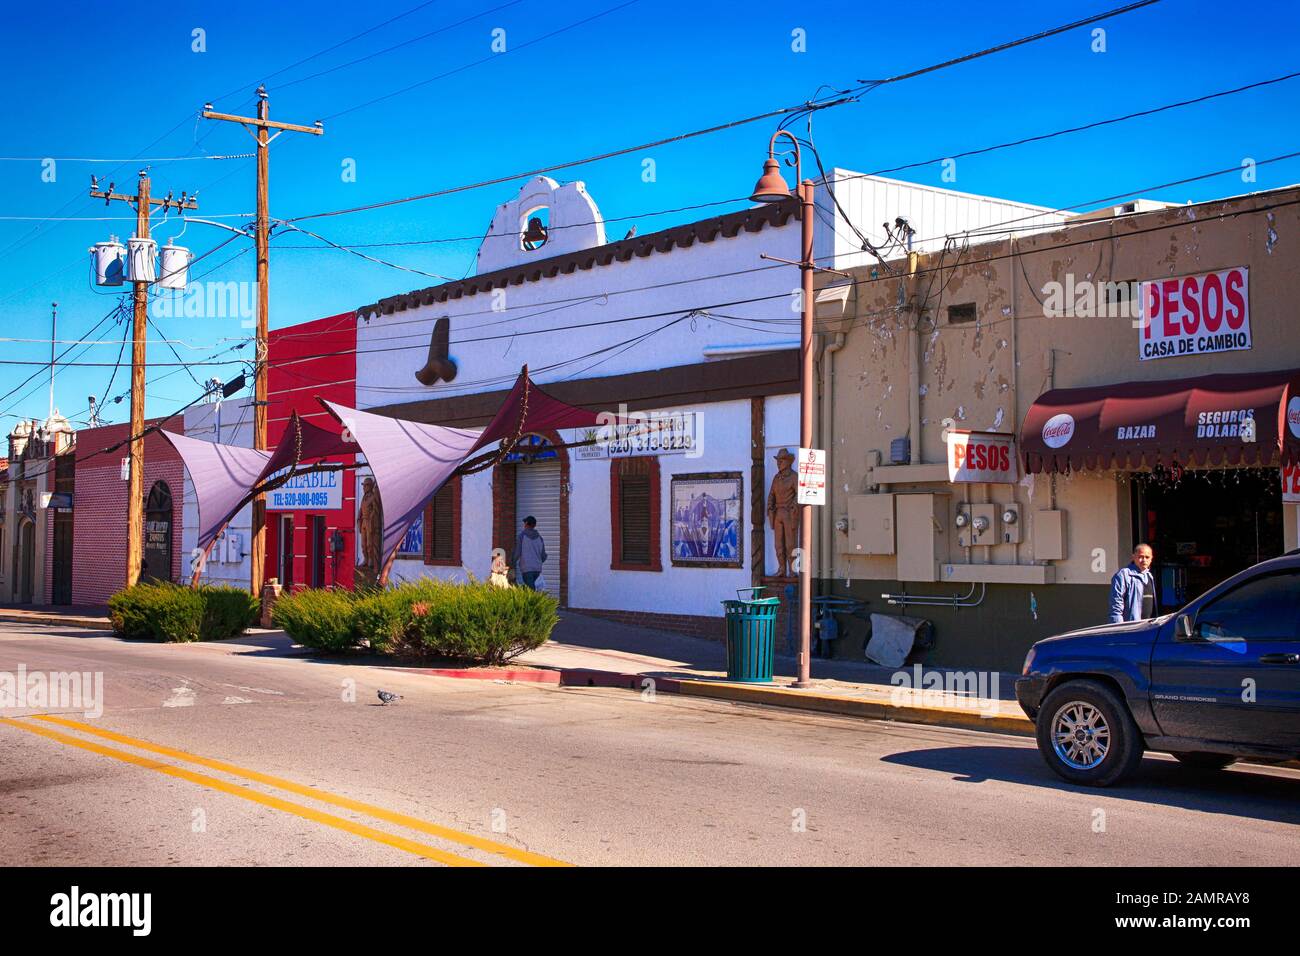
[842,494,895,555]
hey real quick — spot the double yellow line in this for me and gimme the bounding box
[1,715,568,867]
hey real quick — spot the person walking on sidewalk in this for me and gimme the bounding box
[1109,543,1158,623]
[513,516,548,591]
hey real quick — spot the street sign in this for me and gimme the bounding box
[797,447,825,505]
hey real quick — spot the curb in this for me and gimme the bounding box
[0,613,111,630]
[672,679,1034,736]
[424,662,1031,736]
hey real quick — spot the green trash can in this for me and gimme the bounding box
[721,587,780,683]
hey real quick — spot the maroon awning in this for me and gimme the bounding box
[1020,368,1300,473]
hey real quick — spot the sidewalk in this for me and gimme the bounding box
[518,610,1032,735]
[0,604,111,630]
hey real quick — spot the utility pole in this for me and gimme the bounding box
[90,171,198,588]
[203,87,323,599]
[48,303,57,422]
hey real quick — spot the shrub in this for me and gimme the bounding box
[199,586,260,640]
[108,583,256,643]
[353,579,454,653]
[271,587,359,652]
[408,583,558,665]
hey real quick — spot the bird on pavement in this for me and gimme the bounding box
[377,690,403,705]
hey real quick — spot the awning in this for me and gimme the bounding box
[1020,368,1300,473]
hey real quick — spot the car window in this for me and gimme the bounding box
[1196,572,1300,642]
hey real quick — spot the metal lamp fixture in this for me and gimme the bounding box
[749,129,815,688]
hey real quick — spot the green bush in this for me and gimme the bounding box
[271,587,359,652]
[353,579,453,653]
[108,583,257,643]
[408,583,558,665]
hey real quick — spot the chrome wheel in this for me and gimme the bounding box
[1050,700,1111,770]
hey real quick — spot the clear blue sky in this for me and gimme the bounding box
[1,0,1297,428]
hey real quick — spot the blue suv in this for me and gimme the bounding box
[1017,553,1300,786]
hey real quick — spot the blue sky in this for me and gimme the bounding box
[1,0,1297,427]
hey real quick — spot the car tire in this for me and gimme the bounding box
[1035,680,1145,787]
[1170,751,1237,770]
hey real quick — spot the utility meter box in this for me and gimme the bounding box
[1035,510,1067,561]
[896,493,949,582]
[842,494,895,555]
[957,503,997,547]
[1000,503,1022,544]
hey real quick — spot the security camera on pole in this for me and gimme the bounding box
[89,171,198,588]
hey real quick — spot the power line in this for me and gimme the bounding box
[206,0,446,105]
[267,190,1300,374]
[285,0,1157,225]
[0,153,253,163]
[323,0,644,121]
[274,0,528,93]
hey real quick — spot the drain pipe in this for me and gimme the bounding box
[820,330,847,587]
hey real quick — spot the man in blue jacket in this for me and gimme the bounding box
[1109,543,1157,623]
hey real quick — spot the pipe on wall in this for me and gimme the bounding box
[819,329,846,586]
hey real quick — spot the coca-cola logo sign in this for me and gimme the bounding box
[1288,397,1300,439]
[1042,413,1076,449]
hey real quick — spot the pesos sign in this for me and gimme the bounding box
[948,430,1020,484]
[797,447,825,505]
[1283,464,1300,505]
[1140,266,1250,361]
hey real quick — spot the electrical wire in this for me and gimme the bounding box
[285,0,1157,225]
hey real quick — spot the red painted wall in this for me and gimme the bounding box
[266,312,357,591]
[65,419,185,606]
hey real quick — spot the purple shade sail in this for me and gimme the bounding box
[161,431,271,552]
[253,414,356,488]
[321,400,483,565]
[471,367,605,454]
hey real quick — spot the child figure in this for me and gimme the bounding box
[489,548,510,589]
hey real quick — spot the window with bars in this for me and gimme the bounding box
[610,458,660,571]
[424,477,460,566]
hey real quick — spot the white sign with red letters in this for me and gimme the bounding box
[947,430,1020,484]
[797,447,826,505]
[1283,464,1300,505]
[1139,266,1250,361]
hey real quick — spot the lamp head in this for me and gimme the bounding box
[750,157,791,203]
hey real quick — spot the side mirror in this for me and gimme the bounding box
[1176,614,1195,640]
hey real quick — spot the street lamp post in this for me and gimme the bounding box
[751,131,815,689]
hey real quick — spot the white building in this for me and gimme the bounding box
[352,172,1066,636]
[182,397,254,589]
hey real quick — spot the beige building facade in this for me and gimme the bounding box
[814,184,1300,671]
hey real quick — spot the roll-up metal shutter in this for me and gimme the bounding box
[515,460,561,600]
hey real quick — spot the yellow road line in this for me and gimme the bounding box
[29,714,569,867]
[1,718,483,867]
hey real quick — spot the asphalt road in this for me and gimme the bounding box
[2,622,1297,867]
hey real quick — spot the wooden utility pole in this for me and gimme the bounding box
[202,87,323,598]
[90,171,198,588]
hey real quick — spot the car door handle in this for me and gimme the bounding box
[1258,653,1300,664]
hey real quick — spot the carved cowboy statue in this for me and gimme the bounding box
[357,476,383,575]
[767,447,799,578]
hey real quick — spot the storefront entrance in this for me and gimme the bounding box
[515,458,561,600]
[1131,466,1284,607]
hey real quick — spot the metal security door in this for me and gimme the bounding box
[515,460,561,601]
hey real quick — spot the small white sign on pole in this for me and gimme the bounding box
[120,457,130,481]
[797,447,826,505]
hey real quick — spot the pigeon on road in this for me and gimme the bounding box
[377,690,403,705]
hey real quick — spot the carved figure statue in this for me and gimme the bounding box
[767,448,800,578]
[357,476,383,573]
